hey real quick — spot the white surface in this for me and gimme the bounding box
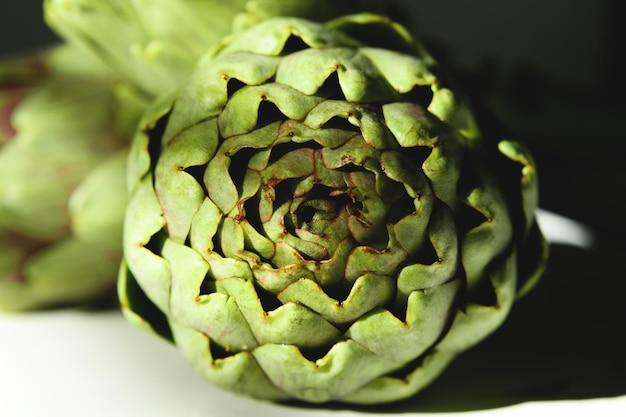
[536,208,595,249]
[1,312,624,417]
[1,211,623,416]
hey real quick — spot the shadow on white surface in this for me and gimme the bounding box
[1,211,624,416]
[1,309,624,417]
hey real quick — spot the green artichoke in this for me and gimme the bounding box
[119,14,547,404]
[0,52,51,142]
[0,45,145,311]
[43,0,404,98]
[43,0,248,97]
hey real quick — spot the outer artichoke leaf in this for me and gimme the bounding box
[383,102,463,205]
[276,47,399,102]
[437,250,518,353]
[287,118,356,149]
[393,193,446,258]
[219,83,324,138]
[359,47,438,94]
[275,48,354,96]
[126,92,176,194]
[498,139,539,232]
[320,135,381,169]
[514,220,549,299]
[184,293,259,352]
[161,238,210,301]
[356,111,399,150]
[341,349,457,405]
[392,211,430,257]
[164,53,280,142]
[277,273,395,324]
[428,87,480,140]
[220,122,282,157]
[218,277,341,348]
[302,99,361,129]
[163,237,259,351]
[123,178,171,313]
[220,16,359,57]
[346,278,461,363]
[325,13,423,56]
[161,116,219,160]
[396,205,459,296]
[118,261,173,341]
[252,340,397,403]
[421,142,462,207]
[260,147,315,183]
[189,198,223,257]
[170,322,289,401]
[155,119,218,242]
[379,150,433,200]
[460,177,513,290]
[383,102,440,148]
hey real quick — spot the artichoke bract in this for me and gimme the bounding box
[120,14,548,404]
[0,46,145,311]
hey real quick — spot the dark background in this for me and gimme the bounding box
[2,1,625,411]
[2,1,623,91]
[0,3,59,55]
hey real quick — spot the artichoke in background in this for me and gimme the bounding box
[43,0,248,97]
[43,0,404,98]
[0,45,145,311]
[0,52,51,142]
[119,14,548,404]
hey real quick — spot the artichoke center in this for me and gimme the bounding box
[291,185,359,234]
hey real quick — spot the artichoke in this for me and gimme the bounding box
[0,45,145,311]
[119,13,548,404]
[43,0,403,98]
[43,0,248,97]
[0,52,51,142]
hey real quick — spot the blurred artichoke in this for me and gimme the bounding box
[0,45,145,311]
[43,0,247,97]
[119,14,548,404]
[43,0,403,98]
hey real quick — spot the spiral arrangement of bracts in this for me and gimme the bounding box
[120,15,547,404]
